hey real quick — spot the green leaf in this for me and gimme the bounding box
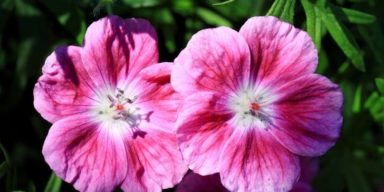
[300,0,322,50]
[338,61,350,74]
[331,5,376,24]
[352,85,362,113]
[0,143,10,163]
[212,0,236,6]
[76,21,87,45]
[267,0,296,23]
[344,157,371,192]
[375,78,384,94]
[173,0,194,16]
[364,91,379,109]
[0,161,8,179]
[316,47,329,73]
[196,7,232,27]
[44,172,62,192]
[358,24,384,65]
[319,5,365,71]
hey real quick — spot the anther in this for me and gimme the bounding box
[107,95,115,102]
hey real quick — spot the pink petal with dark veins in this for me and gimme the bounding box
[172,27,250,96]
[240,16,317,85]
[42,114,127,192]
[176,92,234,175]
[270,74,343,156]
[220,129,300,192]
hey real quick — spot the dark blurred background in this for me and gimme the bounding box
[0,0,383,191]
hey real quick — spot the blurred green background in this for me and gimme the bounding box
[0,0,383,191]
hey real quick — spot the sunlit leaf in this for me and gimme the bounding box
[364,91,379,109]
[44,172,62,192]
[76,21,87,45]
[212,0,236,6]
[300,0,322,50]
[173,0,194,15]
[375,78,384,94]
[196,7,232,27]
[319,5,365,71]
[352,85,362,113]
[122,0,161,8]
[267,0,296,23]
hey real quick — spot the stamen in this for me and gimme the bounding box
[250,102,260,111]
[107,94,115,102]
[116,104,124,111]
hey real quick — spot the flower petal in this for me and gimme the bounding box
[33,46,94,122]
[270,74,343,156]
[82,16,158,87]
[42,114,127,192]
[121,127,188,192]
[133,62,181,131]
[220,129,300,192]
[116,63,187,191]
[172,27,250,96]
[176,172,229,192]
[239,16,317,84]
[176,92,234,175]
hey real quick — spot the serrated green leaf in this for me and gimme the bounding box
[267,0,296,23]
[319,6,365,71]
[196,7,232,27]
[331,5,375,24]
[352,85,362,113]
[301,0,322,50]
[44,172,62,192]
[375,78,384,94]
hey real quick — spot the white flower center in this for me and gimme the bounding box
[229,85,275,130]
[92,87,145,134]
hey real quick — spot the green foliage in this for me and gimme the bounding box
[43,173,62,192]
[267,0,296,23]
[0,0,383,191]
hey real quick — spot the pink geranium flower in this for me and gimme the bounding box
[34,16,187,192]
[172,16,343,191]
[176,158,318,192]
